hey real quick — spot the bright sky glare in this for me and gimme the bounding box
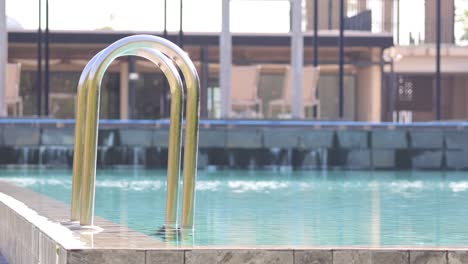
[5,0,291,33]
[6,0,468,45]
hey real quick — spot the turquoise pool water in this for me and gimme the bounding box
[1,168,468,246]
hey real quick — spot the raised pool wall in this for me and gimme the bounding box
[1,120,468,170]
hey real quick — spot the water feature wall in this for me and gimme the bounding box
[0,120,467,170]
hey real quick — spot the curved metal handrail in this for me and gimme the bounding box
[84,35,200,229]
[70,52,100,222]
[75,47,184,227]
[70,36,200,229]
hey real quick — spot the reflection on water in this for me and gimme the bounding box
[1,169,468,246]
[153,226,195,246]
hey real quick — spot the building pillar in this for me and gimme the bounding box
[291,0,303,119]
[44,0,49,116]
[338,0,344,118]
[313,0,319,67]
[357,65,382,122]
[357,0,367,11]
[37,0,42,116]
[425,0,454,43]
[435,0,441,120]
[119,61,129,120]
[200,46,209,118]
[357,50,382,122]
[220,0,231,118]
[305,0,341,31]
[128,56,136,119]
[0,0,6,116]
[382,0,393,33]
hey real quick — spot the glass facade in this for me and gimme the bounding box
[132,72,166,119]
[318,74,356,121]
[18,71,38,117]
[18,71,119,119]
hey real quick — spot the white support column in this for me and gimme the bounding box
[220,0,231,118]
[119,61,129,120]
[291,0,303,119]
[0,0,7,117]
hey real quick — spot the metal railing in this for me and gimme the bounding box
[70,35,200,230]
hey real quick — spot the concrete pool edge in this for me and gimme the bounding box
[1,182,468,264]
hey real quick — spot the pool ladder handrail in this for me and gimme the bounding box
[70,35,200,230]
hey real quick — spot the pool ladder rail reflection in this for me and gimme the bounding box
[69,35,200,231]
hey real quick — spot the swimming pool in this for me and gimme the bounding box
[1,168,468,247]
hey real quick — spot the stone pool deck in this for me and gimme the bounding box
[2,181,468,264]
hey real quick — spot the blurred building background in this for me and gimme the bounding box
[1,0,468,122]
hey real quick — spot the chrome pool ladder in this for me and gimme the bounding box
[69,35,200,230]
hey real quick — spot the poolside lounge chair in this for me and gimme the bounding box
[268,66,320,118]
[230,65,262,118]
[302,66,321,118]
[5,63,23,116]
